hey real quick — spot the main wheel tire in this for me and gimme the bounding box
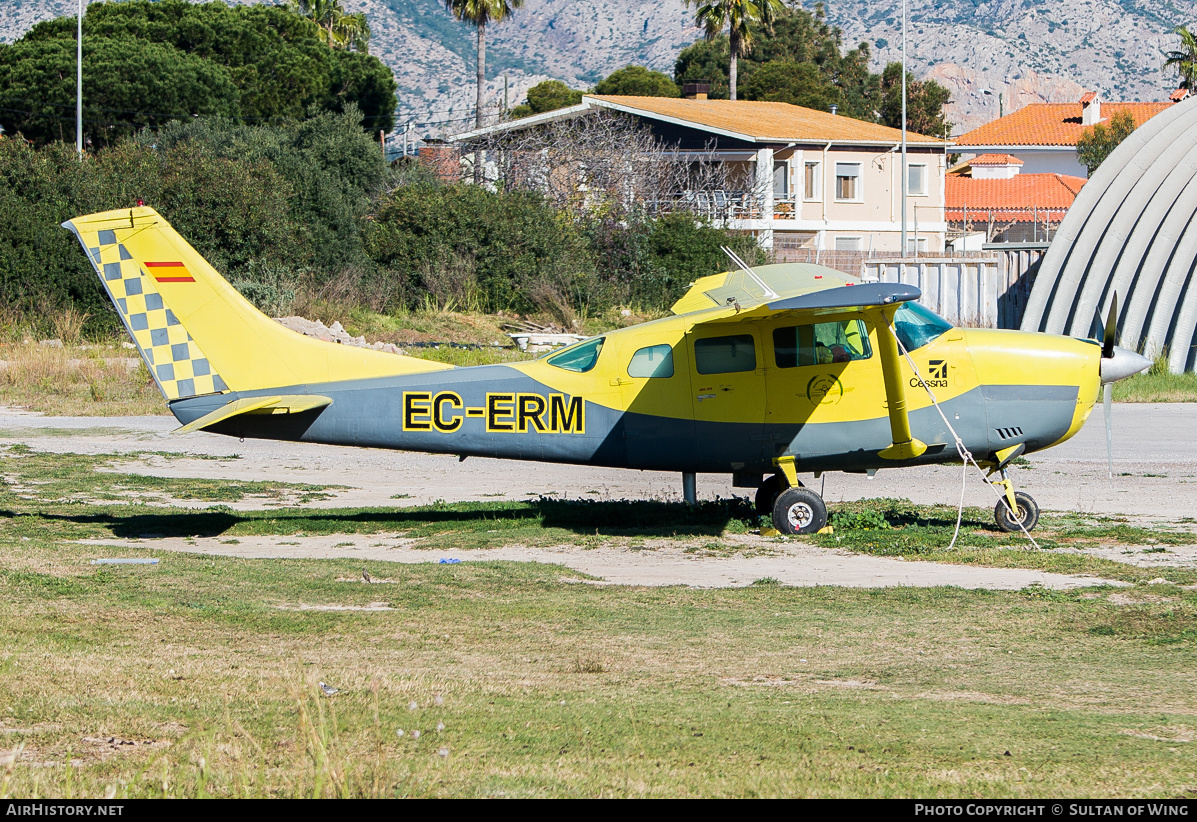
[755,474,798,516]
[994,491,1040,533]
[772,487,828,535]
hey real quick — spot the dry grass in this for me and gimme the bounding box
[1,548,1196,798]
[0,343,164,416]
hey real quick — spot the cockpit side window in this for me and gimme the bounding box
[892,303,953,352]
[774,320,872,367]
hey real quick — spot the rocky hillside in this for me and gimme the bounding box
[2,0,1193,138]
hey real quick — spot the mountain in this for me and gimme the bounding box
[1,0,1192,139]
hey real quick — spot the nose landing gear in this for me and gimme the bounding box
[990,466,1040,533]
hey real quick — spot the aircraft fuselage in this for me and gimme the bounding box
[170,312,1101,477]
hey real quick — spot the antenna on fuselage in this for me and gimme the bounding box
[721,245,779,299]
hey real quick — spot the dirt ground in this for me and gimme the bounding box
[4,403,1195,590]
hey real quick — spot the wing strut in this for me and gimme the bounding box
[868,306,927,461]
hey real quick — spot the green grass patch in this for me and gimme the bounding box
[815,499,1197,585]
[0,448,342,505]
[1112,361,1197,402]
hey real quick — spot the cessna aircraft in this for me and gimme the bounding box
[64,207,1150,535]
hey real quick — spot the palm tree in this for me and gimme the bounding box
[288,0,371,53]
[1165,25,1197,90]
[445,0,524,129]
[685,0,784,100]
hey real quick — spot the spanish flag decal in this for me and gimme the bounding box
[144,261,195,283]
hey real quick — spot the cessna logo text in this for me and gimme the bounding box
[403,391,584,434]
[911,360,949,388]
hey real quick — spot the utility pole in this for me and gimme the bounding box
[76,0,83,159]
[900,0,908,255]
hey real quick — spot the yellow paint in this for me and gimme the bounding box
[774,456,799,487]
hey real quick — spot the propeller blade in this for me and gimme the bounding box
[1104,382,1113,479]
[1102,292,1119,359]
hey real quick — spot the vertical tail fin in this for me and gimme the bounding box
[64,207,449,401]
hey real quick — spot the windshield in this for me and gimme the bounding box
[892,302,953,352]
[545,337,604,372]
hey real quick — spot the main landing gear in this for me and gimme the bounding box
[758,457,828,535]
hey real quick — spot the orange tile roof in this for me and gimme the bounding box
[955,102,1173,147]
[970,153,1023,165]
[946,173,1087,222]
[586,95,944,145]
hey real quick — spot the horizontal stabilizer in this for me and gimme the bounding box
[173,395,332,434]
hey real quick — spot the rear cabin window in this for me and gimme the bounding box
[628,344,674,378]
[773,320,872,367]
[694,334,756,374]
[546,337,604,372]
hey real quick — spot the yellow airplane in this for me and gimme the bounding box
[64,207,1150,535]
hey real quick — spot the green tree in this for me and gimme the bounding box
[510,80,583,118]
[142,107,388,275]
[1076,110,1136,176]
[593,66,680,97]
[879,62,951,137]
[288,0,371,52]
[684,0,785,100]
[1165,25,1197,89]
[366,179,597,314]
[0,36,240,147]
[674,3,878,117]
[2,0,396,142]
[674,37,735,100]
[444,0,524,129]
[740,60,840,110]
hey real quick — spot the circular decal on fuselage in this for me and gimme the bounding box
[806,374,844,405]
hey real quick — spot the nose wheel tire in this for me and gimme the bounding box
[994,491,1040,533]
[755,474,800,516]
[772,487,828,535]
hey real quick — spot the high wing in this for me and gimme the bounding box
[670,261,857,314]
[677,265,929,469]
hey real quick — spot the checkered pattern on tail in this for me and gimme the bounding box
[87,231,227,401]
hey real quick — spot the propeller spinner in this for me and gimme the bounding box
[1095,293,1151,478]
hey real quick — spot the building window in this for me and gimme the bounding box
[907,163,928,195]
[773,161,789,197]
[804,161,820,200]
[834,236,862,251]
[906,237,929,254]
[835,162,861,201]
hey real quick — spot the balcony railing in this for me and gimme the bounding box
[648,190,770,221]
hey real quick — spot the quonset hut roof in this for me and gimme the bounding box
[1021,97,1197,373]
